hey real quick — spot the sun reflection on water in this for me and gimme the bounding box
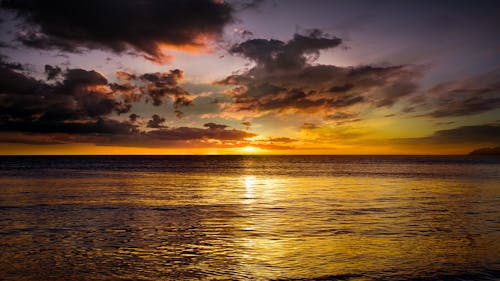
[0,156,499,280]
[244,176,255,200]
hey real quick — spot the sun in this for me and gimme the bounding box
[242,146,257,153]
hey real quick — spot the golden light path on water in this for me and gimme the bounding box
[0,156,498,280]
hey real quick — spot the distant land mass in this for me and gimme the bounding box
[469,146,500,155]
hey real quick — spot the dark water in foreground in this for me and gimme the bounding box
[0,155,499,280]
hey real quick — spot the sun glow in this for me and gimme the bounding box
[242,146,257,153]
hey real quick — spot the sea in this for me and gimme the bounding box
[0,155,499,280]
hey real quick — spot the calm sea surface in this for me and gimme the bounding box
[0,156,499,280]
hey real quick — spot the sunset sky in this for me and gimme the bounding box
[0,0,499,154]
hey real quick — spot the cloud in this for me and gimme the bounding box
[300,123,318,130]
[129,113,141,123]
[232,0,266,11]
[44,64,61,80]
[0,119,258,148]
[0,62,131,122]
[469,145,500,155]
[203,122,228,130]
[145,124,256,141]
[116,71,137,81]
[138,69,192,107]
[0,118,136,135]
[415,68,500,117]
[325,112,358,120]
[394,123,500,144]
[0,131,107,145]
[174,110,184,119]
[1,0,233,63]
[0,58,260,148]
[217,30,421,118]
[229,29,342,71]
[325,111,361,124]
[241,121,251,129]
[112,69,192,110]
[146,114,167,128]
[0,58,193,131]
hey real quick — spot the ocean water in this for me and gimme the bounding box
[0,155,499,280]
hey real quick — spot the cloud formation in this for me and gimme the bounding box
[394,123,500,144]
[1,0,233,63]
[217,30,421,119]
[469,145,500,155]
[145,123,256,141]
[414,68,500,117]
[146,114,167,129]
[111,69,192,117]
[0,58,258,148]
[139,69,192,107]
[229,29,342,71]
[0,62,130,123]
[44,64,61,80]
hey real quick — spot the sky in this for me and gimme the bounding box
[0,0,499,155]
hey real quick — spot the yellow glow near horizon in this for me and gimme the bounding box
[0,142,480,155]
[242,146,258,153]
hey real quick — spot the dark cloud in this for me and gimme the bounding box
[140,70,182,85]
[0,131,112,145]
[110,69,193,111]
[0,118,136,135]
[111,69,193,112]
[0,119,258,147]
[229,29,342,71]
[0,62,130,122]
[326,112,357,120]
[0,58,24,71]
[300,123,318,130]
[325,112,361,124]
[110,71,142,104]
[242,121,251,130]
[218,31,421,116]
[2,0,233,63]
[129,113,141,123]
[0,59,41,97]
[62,68,107,88]
[232,0,266,11]
[44,64,61,80]
[174,110,184,119]
[139,69,192,107]
[415,68,500,117]
[0,59,194,136]
[203,122,228,130]
[394,124,500,144]
[0,58,259,147]
[146,114,167,129]
[329,83,354,93]
[469,145,500,155]
[0,132,67,145]
[144,124,256,142]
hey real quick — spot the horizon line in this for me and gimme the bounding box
[0,154,479,157]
